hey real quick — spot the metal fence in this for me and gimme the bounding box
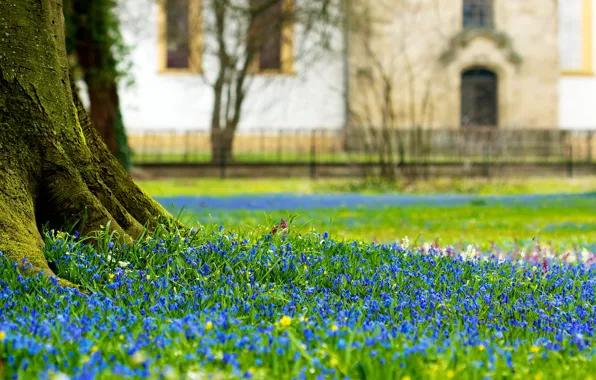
[128,127,596,178]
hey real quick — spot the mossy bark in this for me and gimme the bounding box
[0,0,176,282]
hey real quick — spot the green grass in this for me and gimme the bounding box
[137,177,596,251]
[137,176,596,197]
[171,198,596,251]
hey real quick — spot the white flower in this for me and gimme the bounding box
[50,373,71,380]
[187,369,208,380]
[401,236,410,249]
[580,248,593,265]
[130,350,148,365]
[461,245,478,261]
[566,252,577,264]
[517,259,525,266]
[497,252,507,264]
[118,261,130,268]
[163,367,179,380]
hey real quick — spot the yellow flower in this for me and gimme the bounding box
[146,275,151,280]
[247,367,257,376]
[324,271,328,275]
[0,331,6,341]
[478,344,485,351]
[280,315,292,327]
[205,321,214,330]
[534,373,543,380]
[119,334,124,340]
[304,265,308,271]
[330,324,338,332]
[82,355,90,364]
[401,376,411,380]
[446,370,455,379]
[530,345,540,353]
[329,357,338,367]
[109,274,115,280]
[91,346,99,354]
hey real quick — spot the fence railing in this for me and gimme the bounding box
[128,127,596,177]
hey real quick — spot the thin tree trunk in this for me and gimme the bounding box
[69,0,132,169]
[86,80,120,154]
[211,127,236,165]
[0,0,176,286]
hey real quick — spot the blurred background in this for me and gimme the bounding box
[67,0,596,248]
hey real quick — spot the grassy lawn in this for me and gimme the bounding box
[139,177,596,250]
[138,176,596,196]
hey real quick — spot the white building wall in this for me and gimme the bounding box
[559,0,596,129]
[117,0,346,133]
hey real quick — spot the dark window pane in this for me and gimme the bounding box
[167,0,190,69]
[250,0,283,71]
[461,69,498,127]
[463,0,493,29]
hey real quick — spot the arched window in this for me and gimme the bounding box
[463,0,494,29]
[461,68,498,127]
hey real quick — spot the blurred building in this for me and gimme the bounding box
[560,0,595,129]
[116,0,594,132]
[116,0,346,133]
[348,0,560,129]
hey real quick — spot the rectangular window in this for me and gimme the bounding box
[463,0,493,29]
[560,0,593,75]
[158,0,202,73]
[167,0,190,68]
[249,0,295,74]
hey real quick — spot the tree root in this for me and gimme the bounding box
[0,73,181,290]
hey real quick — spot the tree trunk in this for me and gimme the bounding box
[211,128,236,165]
[0,0,175,285]
[86,81,119,152]
[68,0,132,170]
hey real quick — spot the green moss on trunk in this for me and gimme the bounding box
[0,0,179,284]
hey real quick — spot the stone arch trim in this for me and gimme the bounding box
[439,29,523,67]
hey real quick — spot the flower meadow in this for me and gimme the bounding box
[158,193,596,250]
[1,221,595,379]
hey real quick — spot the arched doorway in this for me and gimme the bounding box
[461,68,498,127]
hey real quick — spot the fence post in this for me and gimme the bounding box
[220,139,226,179]
[587,131,593,163]
[567,141,573,178]
[310,129,317,179]
[483,142,490,178]
[277,129,283,163]
[142,130,149,164]
[184,130,191,164]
